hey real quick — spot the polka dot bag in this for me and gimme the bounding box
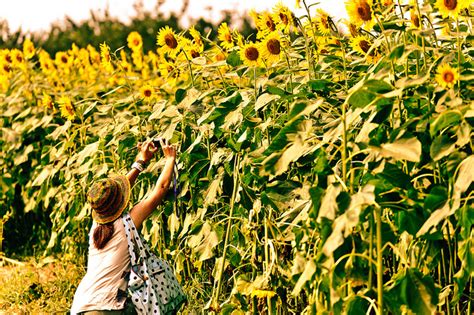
[123,213,187,315]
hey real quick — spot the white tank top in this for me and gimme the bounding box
[71,216,130,314]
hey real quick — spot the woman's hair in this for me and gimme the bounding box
[93,221,115,249]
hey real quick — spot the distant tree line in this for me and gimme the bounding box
[0,0,256,55]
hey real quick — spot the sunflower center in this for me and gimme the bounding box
[444,0,457,10]
[144,89,152,97]
[133,39,140,46]
[279,13,289,25]
[224,32,232,43]
[61,56,68,64]
[267,39,281,55]
[16,55,23,63]
[266,19,276,31]
[164,34,178,49]
[357,1,372,22]
[412,15,420,28]
[245,47,259,61]
[359,40,370,53]
[443,71,454,83]
[190,50,200,58]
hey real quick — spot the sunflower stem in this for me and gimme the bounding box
[212,154,240,308]
[456,18,461,96]
[376,205,383,314]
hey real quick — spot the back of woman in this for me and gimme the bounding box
[71,219,130,314]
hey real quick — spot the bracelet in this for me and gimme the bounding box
[131,161,146,172]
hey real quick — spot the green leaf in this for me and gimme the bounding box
[430,110,462,136]
[389,44,405,60]
[424,185,447,212]
[379,137,422,162]
[291,258,316,296]
[226,51,242,67]
[266,85,287,96]
[175,88,187,104]
[255,93,279,112]
[308,79,333,92]
[347,89,377,108]
[430,134,455,161]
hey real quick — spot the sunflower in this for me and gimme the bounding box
[157,26,181,56]
[23,38,35,60]
[350,35,381,62]
[350,35,372,55]
[256,11,277,39]
[181,37,203,59]
[251,289,277,299]
[0,74,9,91]
[39,51,55,74]
[260,32,283,66]
[272,2,295,34]
[343,19,360,38]
[435,0,469,19]
[217,23,235,50]
[346,0,375,31]
[240,42,262,67]
[58,96,75,120]
[315,9,332,36]
[140,84,154,100]
[189,26,204,49]
[127,31,143,51]
[410,9,421,29]
[10,49,25,68]
[41,93,55,110]
[435,63,459,89]
[100,42,114,72]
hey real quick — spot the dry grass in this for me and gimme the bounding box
[0,256,85,314]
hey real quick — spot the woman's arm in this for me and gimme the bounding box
[130,139,176,229]
[126,141,158,187]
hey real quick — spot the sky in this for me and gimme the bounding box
[0,0,348,33]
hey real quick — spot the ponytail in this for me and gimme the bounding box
[93,221,115,249]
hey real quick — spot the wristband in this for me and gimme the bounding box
[131,161,145,172]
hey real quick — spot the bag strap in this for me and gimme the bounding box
[122,213,154,261]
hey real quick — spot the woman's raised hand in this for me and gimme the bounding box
[136,140,159,164]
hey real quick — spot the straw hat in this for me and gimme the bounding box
[87,175,131,224]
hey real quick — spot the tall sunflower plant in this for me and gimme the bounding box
[0,0,472,314]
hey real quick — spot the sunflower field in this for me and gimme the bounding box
[1,0,473,313]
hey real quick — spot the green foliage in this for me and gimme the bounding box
[1,0,473,314]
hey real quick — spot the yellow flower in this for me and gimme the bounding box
[100,42,114,72]
[140,84,154,100]
[181,37,202,59]
[251,289,277,299]
[295,0,302,9]
[435,63,459,89]
[272,2,295,34]
[189,26,204,49]
[240,42,262,67]
[23,38,35,60]
[260,32,283,66]
[127,31,143,51]
[435,0,469,19]
[410,9,421,29]
[346,0,375,31]
[131,50,143,70]
[157,26,181,56]
[58,96,75,120]
[41,93,54,110]
[218,23,235,50]
[256,11,277,39]
[0,74,9,91]
[10,49,25,68]
[39,51,55,74]
[350,35,380,63]
[315,9,332,36]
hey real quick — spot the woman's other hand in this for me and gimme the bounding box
[159,138,176,161]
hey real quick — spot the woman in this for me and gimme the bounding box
[71,138,177,314]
